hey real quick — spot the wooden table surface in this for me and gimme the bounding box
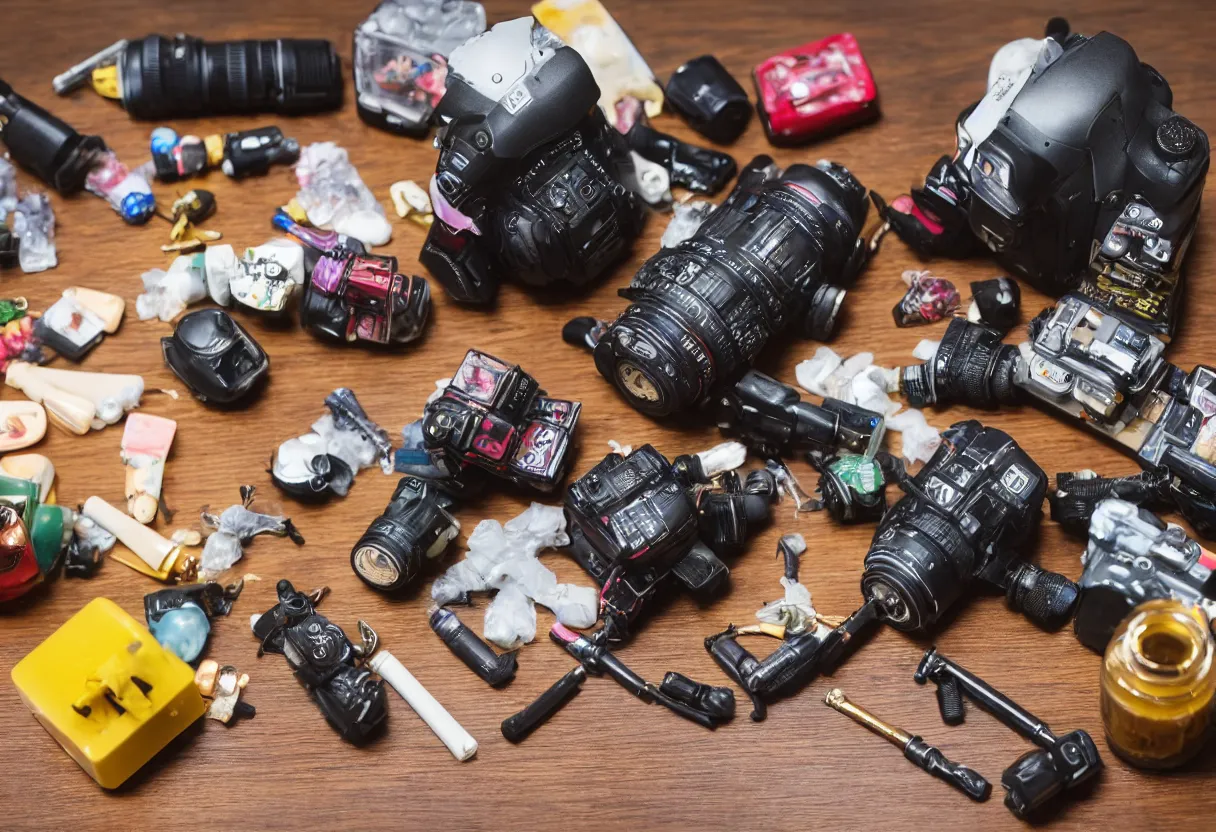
[3,0,1215,828]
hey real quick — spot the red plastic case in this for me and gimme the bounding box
[753,33,879,145]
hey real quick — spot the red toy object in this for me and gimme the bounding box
[753,33,879,145]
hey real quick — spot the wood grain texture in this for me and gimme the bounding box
[2,0,1216,828]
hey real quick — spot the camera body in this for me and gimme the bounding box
[301,252,431,346]
[1074,498,1216,651]
[565,445,773,638]
[589,156,869,417]
[887,28,1208,338]
[351,477,461,593]
[421,349,581,492]
[862,420,1076,632]
[903,316,1216,536]
[420,18,644,304]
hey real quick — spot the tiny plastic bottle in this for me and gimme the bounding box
[1100,598,1216,769]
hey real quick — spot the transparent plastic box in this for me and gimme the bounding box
[354,0,486,136]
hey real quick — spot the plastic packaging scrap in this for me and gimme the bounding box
[5,362,143,434]
[532,0,663,133]
[390,180,433,227]
[272,388,394,500]
[756,534,817,634]
[354,0,486,135]
[293,142,392,247]
[661,200,714,248]
[10,194,57,273]
[893,269,960,327]
[230,238,306,314]
[431,503,597,650]
[64,512,114,578]
[698,440,748,477]
[122,413,177,524]
[200,486,305,578]
[137,245,239,321]
[84,150,156,225]
[796,346,941,464]
[967,276,1021,333]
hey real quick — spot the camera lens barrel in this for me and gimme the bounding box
[118,35,342,120]
[593,159,869,417]
[0,80,105,194]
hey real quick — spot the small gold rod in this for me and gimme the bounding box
[824,688,912,747]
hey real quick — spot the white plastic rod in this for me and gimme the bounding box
[83,496,176,572]
[368,651,478,761]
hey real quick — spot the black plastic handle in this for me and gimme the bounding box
[500,666,587,744]
[905,736,991,802]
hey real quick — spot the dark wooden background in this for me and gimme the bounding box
[3,0,1216,828]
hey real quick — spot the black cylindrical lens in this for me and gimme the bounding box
[0,79,104,194]
[118,35,343,120]
[592,159,868,417]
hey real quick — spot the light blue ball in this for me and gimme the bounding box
[150,604,211,663]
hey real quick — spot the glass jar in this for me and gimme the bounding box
[1100,598,1216,769]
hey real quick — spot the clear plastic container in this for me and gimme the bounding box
[353,0,486,135]
[1101,598,1216,769]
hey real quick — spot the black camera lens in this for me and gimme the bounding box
[592,158,869,417]
[0,79,105,194]
[118,35,343,120]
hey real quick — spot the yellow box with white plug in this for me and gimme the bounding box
[10,597,206,789]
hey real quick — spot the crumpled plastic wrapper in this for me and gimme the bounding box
[698,441,747,477]
[294,142,392,247]
[200,489,303,578]
[661,200,713,248]
[532,0,663,132]
[276,413,385,496]
[796,346,942,464]
[756,534,817,634]
[431,503,597,650]
[137,265,209,322]
[11,193,57,273]
[0,160,57,274]
[893,269,960,327]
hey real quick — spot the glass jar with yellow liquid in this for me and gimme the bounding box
[1101,598,1216,769]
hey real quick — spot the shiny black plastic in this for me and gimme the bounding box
[915,647,1102,819]
[862,421,1076,632]
[665,55,752,144]
[625,123,737,195]
[254,580,387,744]
[589,156,869,417]
[429,606,517,686]
[117,35,343,119]
[904,736,992,801]
[351,478,459,592]
[161,309,269,404]
[0,79,105,194]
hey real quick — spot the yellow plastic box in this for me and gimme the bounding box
[11,597,206,788]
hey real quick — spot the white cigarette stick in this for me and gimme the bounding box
[369,650,478,761]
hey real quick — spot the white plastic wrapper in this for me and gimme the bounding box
[431,503,597,650]
[294,142,392,247]
[661,200,713,248]
[200,502,298,577]
[795,346,941,464]
[11,193,57,273]
[136,266,207,321]
[698,441,747,477]
[274,413,383,497]
[756,534,817,634]
[912,339,940,361]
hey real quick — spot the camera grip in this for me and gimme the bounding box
[904,736,992,801]
[501,665,587,743]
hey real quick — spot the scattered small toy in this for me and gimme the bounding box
[893,269,960,326]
